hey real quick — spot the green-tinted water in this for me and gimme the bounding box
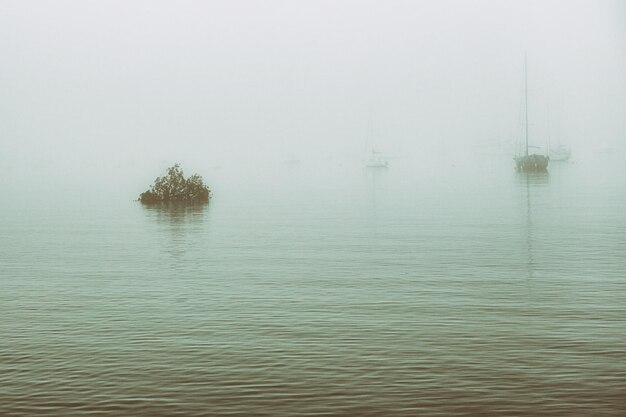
[2,158,626,416]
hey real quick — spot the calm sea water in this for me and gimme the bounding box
[2,155,626,416]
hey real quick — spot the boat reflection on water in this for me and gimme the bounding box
[517,171,550,187]
[519,171,548,279]
[365,162,388,219]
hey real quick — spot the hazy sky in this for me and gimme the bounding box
[1,0,625,194]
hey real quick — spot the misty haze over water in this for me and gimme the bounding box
[2,1,626,416]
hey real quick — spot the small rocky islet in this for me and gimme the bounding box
[139,164,210,204]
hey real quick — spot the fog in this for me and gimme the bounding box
[1,0,625,199]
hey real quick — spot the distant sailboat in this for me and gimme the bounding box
[547,107,570,162]
[363,110,388,169]
[549,144,571,162]
[514,55,549,172]
[284,154,300,166]
[365,150,388,168]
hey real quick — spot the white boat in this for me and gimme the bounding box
[284,154,300,165]
[549,144,571,161]
[365,150,388,168]
[363,110,388,169]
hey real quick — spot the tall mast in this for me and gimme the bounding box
[365,105,372,156]
[524,53,529,156]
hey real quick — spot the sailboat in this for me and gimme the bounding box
[365,150,388,168]
[514,55,549,172]
[549,145,571,162]
[547,108,571,161]
[363,110,388,169]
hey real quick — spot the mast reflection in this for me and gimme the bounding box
[520,171,549,278]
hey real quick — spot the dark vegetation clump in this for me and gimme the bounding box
[139,164,210,204]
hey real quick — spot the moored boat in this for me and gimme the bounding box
[514,55,549,173]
